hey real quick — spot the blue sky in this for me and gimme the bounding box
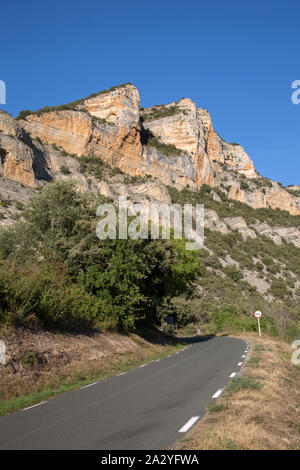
[1,0,299,185]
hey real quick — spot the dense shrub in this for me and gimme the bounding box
[140,104,182,122]
[269,280,289,299]
[223,265,242,283]
[144,134,184,157]
[60,165,71,175]
[0,182,198,331]
[0,263,101,329]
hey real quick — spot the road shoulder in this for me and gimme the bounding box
[176,333,300,450]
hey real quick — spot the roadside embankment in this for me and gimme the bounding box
[0,326,185,416]
[177,332,300,450]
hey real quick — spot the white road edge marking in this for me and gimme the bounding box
[139,364,147,368]
[242,355,246,358]
[238,362,242,366]
[23,401,47,411]
[178,416,199,433]
[80,382,98,390]
[212,388,223,399]
[230,372,237,378]
[117,372,126,376]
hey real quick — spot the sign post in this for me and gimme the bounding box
[254,311,262,336]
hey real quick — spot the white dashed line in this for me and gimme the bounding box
[212,388,223,399]
[80,382,98,390]
[230,372,237,378]
[178,416,199,433]
[23,401,47,411]
[238,362,242,366]
[242,355,246,358]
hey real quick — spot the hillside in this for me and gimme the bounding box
[1,83,299,216]
[0,84,299,340]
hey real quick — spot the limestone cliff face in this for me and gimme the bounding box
[1,84,299,215]
[196,108,256,177]
[0,135,36,187]
[83,84,140,128]
[141,146,197,189]
[0,112,37,186]
[227,181,300,216]
[142,99,215,187]
[142,99,256,189]
[21,86,143,177]
[143,99,200,155]
[22,111,92,156]
[21,110,143,177]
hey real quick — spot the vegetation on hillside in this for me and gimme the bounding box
[285,186,300,198]
[0,181,299,340]
[141,128,185,157]
[166,185,300,339]
[167,184,300,227]
[140,104,184,122]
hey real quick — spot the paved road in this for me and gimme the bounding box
[0,336,249,449]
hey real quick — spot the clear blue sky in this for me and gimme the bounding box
[1,0,300,186]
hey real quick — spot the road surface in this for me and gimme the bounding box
[0,335,249,449]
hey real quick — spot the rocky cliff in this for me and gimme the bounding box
[0,83,299,217]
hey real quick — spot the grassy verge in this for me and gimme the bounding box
[177,333,300,450]
[0,333,186,417]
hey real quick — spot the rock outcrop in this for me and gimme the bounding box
[223,216,257,240]
[0,134,36,186]
[0,112,38,186]
[20,84,143,177]
[0,83,299,216]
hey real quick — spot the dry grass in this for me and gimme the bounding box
[0,326,184,415]
[177,333,300,450]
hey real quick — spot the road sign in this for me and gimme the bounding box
[254,311,262,336]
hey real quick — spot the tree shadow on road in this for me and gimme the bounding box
[176,334,216,344]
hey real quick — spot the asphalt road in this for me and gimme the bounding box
[0,335,249,450]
